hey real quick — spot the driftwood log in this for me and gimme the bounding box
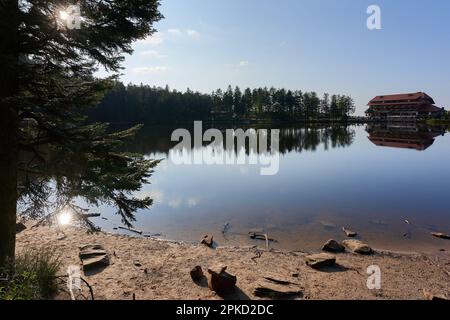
[248,232,277,249]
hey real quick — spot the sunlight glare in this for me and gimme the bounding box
[59,10,69,20]
[58,210,72,226]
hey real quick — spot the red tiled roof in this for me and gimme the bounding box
[368,92,435,105]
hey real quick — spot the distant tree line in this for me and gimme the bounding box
[211,85,355,120]
[89,82,212,123]
[89,82,356,123]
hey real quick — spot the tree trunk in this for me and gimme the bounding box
[0,0,19,267]
[0,108,18,268]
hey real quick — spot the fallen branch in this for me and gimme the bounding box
[81,213,101,218]
[118,226,143,235]
[251,250,263,264]
[431,232,450,240]
[248,232,277,249]
[54,275,95,300]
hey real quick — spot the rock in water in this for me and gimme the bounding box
[16,222,27,233]
[342,240,373,255]
[431,232,450,240]
[342,227,357,237]
[322,239,345,253]
[207,265,237,293]
[201,234,213,247]
[320,221,337,229]
[190,266,204,282]
[305,253,336,269]
[79,244,109,271]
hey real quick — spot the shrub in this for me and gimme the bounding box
[0,248,61,300]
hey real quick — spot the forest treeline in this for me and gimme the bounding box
[89,83,356,123]
[123,125,356,156]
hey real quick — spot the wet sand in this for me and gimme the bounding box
[96,216,450,254]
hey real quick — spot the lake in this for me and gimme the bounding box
[91,123,450,253]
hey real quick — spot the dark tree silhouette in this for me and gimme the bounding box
[90,83,356,123]
[0,0,162,267]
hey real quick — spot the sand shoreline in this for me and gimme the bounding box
[16,224,450,300]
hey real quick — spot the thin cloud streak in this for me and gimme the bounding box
[132,66,168,74]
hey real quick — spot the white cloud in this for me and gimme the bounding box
[186,29,200,38]
[140,50,168,59]
[167,28,182,35]
[132,66,168,74]
[137,190,164,203]
[168,198,182,208]
[239,60,249,67]
[136,29,200,47]
[138,32,164,46]
[187,198,199,208]
[166,196,200,208]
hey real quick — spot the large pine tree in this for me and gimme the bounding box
[0,0,162,267]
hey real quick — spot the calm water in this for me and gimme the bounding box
[92,123,450,252]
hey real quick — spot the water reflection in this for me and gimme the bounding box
[126,124,357,155]
[27,123,449,253]
[100,123,450,253]
[366,123,446,151]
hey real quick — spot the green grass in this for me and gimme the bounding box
[0,248,61,300]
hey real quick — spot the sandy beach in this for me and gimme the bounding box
[16,224,450,300]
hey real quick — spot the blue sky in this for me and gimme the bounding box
[109,0,450,115]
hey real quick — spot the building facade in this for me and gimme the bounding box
[366,92,444,121]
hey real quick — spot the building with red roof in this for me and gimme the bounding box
[366,92,444,121]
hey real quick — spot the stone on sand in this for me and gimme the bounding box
[305,253,336,269]
[342,239,373,255]
[79,244,107,258]
[322,239,345,253]
[254,277,302,299]
[190,266,204,282]
[201,234,213,247]
[423,289,447,301]
[79,244,109,271]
